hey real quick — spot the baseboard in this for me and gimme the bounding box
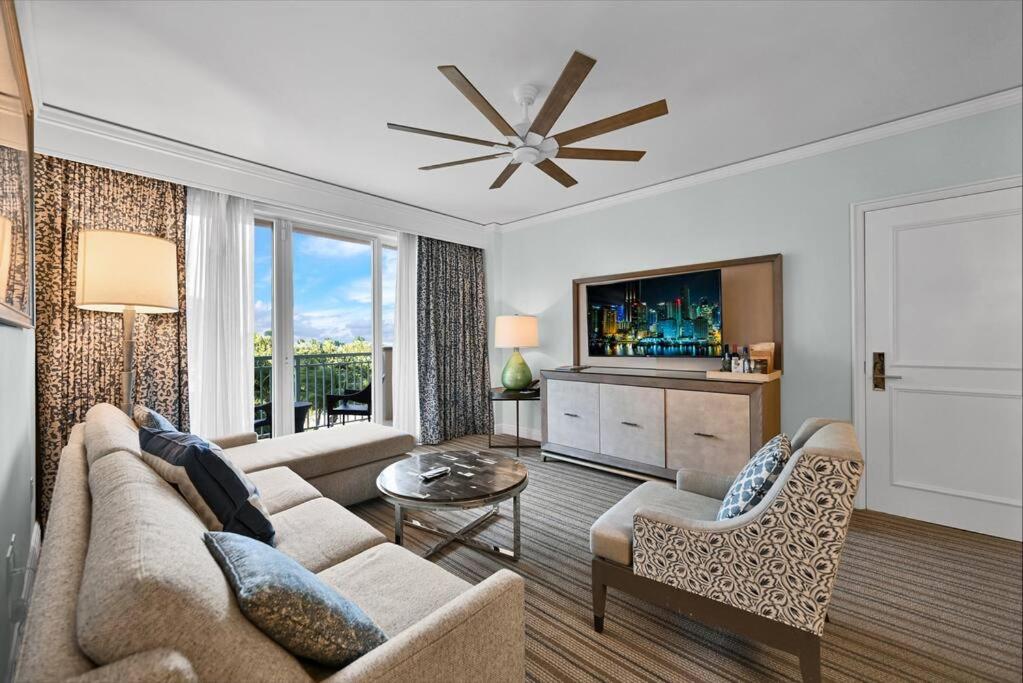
[494,423,542,443]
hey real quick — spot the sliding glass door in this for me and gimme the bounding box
[251,215,395,437]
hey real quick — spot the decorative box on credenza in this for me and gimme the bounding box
[540,367,781,481]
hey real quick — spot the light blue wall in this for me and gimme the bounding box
[495,104,1023,437]
[0,324,35,675]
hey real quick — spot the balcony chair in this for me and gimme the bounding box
[326,384,372,426]
[589,418,863,683]
[252,401,312,434]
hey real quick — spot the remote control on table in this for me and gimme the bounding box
[419,466,451,481]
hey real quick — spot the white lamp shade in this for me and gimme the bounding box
[495,315,538,348]
[75,230,179,313]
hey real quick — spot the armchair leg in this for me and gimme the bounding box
[798,635,821,683]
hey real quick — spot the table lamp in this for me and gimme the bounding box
[75,230,179,414]
[495,314,539,391]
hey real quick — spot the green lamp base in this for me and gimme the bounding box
[501,348,532,391]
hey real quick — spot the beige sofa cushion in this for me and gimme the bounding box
[590,481,720,565]
[317,543,471,638]
[272,498,386,572]
[248,466,322,515]
[76,451,310,683]
[225,422,415,478]
[84,403,140,465]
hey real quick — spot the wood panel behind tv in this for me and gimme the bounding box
[572,253,783,371]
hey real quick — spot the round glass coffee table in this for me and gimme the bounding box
[376,450,528,560]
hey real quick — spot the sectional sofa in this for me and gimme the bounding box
[15,403,526,682]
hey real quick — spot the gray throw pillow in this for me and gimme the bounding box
[133,405,177,431]
[204,531,387,667]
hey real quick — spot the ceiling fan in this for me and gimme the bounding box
[387,50,668,189]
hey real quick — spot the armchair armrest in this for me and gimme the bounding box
[325,569,525,683]
[634,450,863,636]
[675,468,734,500]
[209,432,258,449]
[64,649,196,683]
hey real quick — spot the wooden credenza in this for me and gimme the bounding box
[541,367,780,480]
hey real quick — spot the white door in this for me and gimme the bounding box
[864,185,1023,541]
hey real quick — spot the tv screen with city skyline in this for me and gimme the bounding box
[586,268,723,358]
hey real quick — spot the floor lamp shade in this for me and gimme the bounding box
[495,315,538,391]
[75,230,179,414]
[75,230,179,313]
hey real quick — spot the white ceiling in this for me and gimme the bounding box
[21,0,1023,225]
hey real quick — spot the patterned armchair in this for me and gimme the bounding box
[589,418,863,683]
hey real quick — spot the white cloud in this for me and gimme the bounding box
[297,236,370,259]
[254,299,272,334]
[293,306,373,342]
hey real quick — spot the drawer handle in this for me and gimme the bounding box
[621,421,640,427]
[693,432,716,438]
[563,412,580,418]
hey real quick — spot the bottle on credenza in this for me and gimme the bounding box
[721,344,731,372]
[731,347,744,373]
[742,346,752,373]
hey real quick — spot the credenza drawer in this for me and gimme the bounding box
[599,384,665,467]
[666,389,750,476]
[546,379,600,452]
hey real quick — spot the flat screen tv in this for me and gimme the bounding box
[586,268,723,358]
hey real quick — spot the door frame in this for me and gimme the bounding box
[254,204,397,435]
[849,174,1022,509]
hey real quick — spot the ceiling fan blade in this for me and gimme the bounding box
[387,123,512,148]
[553,99,668,146]
[556,148,646,161]
[419,153,509,171]
[534,159,578,188]
[437,65,519,138]
[529,50,596,138]
[489,162,520,189]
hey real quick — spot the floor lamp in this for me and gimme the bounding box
[75,230,179,414]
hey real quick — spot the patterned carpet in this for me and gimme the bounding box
[350,435,1023,682]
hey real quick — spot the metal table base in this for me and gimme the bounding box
[392,494,522,561]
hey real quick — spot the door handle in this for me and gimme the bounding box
[693,432,716,438]
[563,412,579,418]
[621,421,640,427]
[872,374,903,380]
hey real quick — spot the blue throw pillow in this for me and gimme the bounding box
[717,434,792,521]
[133,405,176,431]
[204,531,387,667]
[139,428,275,545]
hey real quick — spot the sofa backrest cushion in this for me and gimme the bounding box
[76,451,309,683]
[84,403,140,465]
[138,428,276,544]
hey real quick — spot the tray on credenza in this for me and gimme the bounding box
[705,370,782,383]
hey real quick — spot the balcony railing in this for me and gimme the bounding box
[254,352,373,434]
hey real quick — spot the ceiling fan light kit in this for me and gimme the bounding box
[388,50,668,189]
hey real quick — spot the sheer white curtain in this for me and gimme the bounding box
[185,188,255,438]
[392,232,420,440]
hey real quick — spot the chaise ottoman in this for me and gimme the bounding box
[216,421,416,506]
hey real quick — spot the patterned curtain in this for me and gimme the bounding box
[0,145,30,311]
[34,155,189,524]
[417,236,491,444]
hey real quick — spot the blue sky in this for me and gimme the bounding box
[254,226,396,344]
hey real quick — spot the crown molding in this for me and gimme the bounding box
[33,104,490,248]
[496,87,1022,233]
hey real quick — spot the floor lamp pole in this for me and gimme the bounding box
[121,306,136,415]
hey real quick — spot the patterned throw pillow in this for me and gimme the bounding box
[132,405,176,432]
[716,434,792,521]
[204,531,387,667]
[138,428,276,545]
